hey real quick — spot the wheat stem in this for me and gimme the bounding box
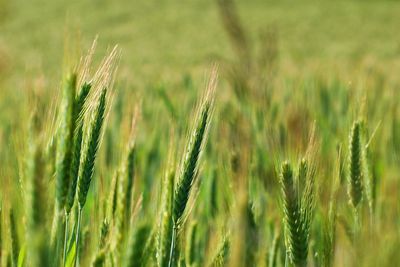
[74,207,83,267]
[63,212,70,266]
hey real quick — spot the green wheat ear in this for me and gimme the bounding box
[280,160,314,267]
[173,67,217,225]
[115,121,137,245]
[78,87,107,208]
[158,170,175,267]
[108,171,119,219]
[348,121,363,209]
[173,100,212,224]
[26,131,46,231]
[56,74,77,210]
[66,82,92,214]
[124,146,135,221]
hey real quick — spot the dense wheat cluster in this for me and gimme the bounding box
[0,0,399,266]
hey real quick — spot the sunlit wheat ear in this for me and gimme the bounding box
[124,223,152,267]
[348,121,363,209]
[74,87,107,267]
[77,87,107,208]
[56,73,77,211]
[172,66,217,225]
[300,159,315,228]
[66,82,92,214]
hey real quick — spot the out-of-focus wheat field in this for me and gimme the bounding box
[0,0,400,266]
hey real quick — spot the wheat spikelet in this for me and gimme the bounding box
[173,66,217,224]
[280,160,314,267]
[108,171,119,220]
[56,73,77,210]
[115,113,139,249]
[66,82,92,214]
[348,121,363,209]
[75,87,108,267]
[77,88,107,208]
[158,170,175,267]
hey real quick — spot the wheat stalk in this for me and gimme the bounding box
[168,66,217,267]
[75,87,108,267]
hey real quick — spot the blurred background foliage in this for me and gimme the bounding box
[0,0,400,266]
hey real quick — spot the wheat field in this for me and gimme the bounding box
[0,0,400,266]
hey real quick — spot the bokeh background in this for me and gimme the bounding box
[1,1,400,266]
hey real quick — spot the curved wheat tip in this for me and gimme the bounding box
[172,66,218,225]
[81,45,120,122]
[77,37,98,87]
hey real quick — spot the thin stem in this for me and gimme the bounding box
[353,207,360,243]
[74,207,83,267]
[63,212,70,266]
[168,224,177,267]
